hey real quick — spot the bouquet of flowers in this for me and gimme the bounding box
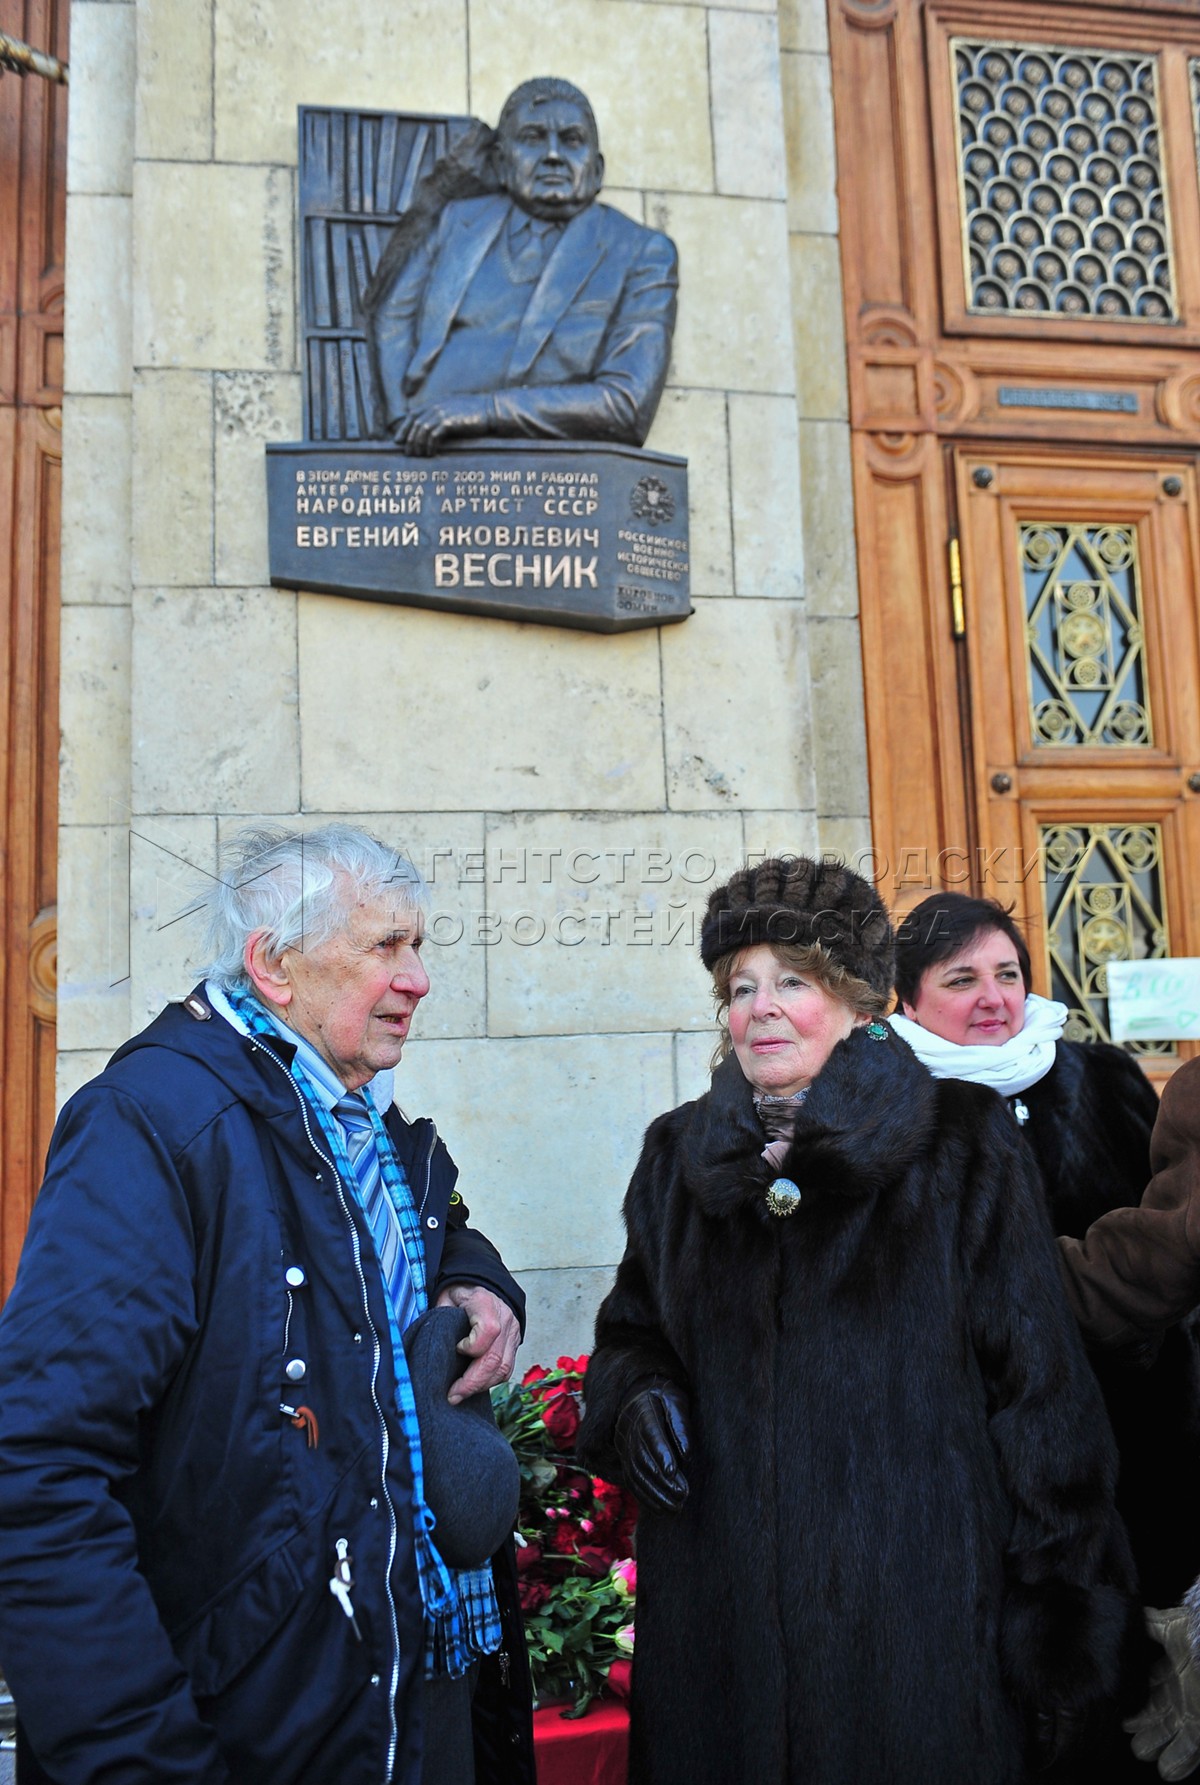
[492,1354,638,1716]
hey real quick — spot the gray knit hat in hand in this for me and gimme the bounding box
[403,1305,521,1570]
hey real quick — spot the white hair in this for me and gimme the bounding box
[195,824,428,990]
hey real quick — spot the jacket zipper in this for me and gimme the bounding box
[244,1033,401,1785]
[416,1122,438,1218]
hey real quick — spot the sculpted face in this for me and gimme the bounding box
[498,96,604,221]
[726,944,860,1098]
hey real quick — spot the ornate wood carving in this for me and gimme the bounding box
[840,0,900,25]
[830,0,1200,1049]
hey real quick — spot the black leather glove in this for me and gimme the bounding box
[614,1377,691,1513]
[1032,1705,1086,1771]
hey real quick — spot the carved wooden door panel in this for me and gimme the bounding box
[1,0,67,1299]
[954,445,1200,1069]
[830,0,1200,1075]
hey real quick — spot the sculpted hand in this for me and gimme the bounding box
[434,1284,521,1403]
[614,1378,691,1513]
[392,397,494,456]
[1126,1604,1200,1781]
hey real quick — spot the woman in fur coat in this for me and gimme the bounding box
[578,857,1131,1785]
[891,893,1197,1614]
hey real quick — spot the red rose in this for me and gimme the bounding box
[575,1545,613,1577]
[607,1659,632,1702]
[518,1579,551,1613]
[541,1390,581,1448]
[514,1540,543,1574]
[521,1363,550,1389]
[549,1522,581,1555]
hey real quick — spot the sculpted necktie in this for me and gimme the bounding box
[335,1093,417,1335]
[508,214,561,278]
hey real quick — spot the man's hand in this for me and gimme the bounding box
[391,396,494,456]
[434,1284,520,1403]
[1126,1603,1200,1780]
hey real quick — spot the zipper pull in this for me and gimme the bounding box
[329,1537,362,1640]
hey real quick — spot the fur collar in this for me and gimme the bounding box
[678,1024,939,1219]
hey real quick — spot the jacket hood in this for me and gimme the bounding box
[106,986,439,1186]
[107,983,302,1121]
[679,1022,939,1220]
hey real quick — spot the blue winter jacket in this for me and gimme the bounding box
[0,988,526,1785]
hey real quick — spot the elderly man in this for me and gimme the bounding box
[366,76,677,454]
[0,825,532,1785]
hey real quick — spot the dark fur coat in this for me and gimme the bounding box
[1022,1042,1200,1608]
[578,1027,1131,1785]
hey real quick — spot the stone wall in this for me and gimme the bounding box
[57,0,869,1360]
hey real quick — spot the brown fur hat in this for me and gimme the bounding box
[699,855,895,1002]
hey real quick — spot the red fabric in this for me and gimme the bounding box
[532,1699,630,1785]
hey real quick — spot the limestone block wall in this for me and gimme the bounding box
[780,0,871,867]
[57,0,870,1361]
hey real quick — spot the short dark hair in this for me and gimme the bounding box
[893,892,1032,1010]
[497,78,598,147]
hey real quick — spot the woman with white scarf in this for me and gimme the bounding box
[893,892,1200,1782]
[891,893,1159,1259]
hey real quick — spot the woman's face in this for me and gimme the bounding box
[902,927,1026,1047]
[726,945,859,1097]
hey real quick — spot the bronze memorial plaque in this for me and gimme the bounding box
[266,81,691,633]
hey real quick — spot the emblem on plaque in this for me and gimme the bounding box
[630,476,675,526]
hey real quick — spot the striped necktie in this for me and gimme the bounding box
[336,1094,416,1335]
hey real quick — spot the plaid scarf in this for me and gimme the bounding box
[219,981,499,1678]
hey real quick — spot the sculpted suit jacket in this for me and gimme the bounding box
[368,194,678,446]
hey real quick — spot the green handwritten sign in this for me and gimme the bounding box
[1107,959,1200,1043]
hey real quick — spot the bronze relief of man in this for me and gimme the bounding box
[365,77,678,454]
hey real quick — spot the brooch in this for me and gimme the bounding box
[766,1177,802,1218]
[866,1021,888,1041]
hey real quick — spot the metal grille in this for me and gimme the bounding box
[953,39,1175,321]
[1020,522,1152,747]
[1041,822,1173,1057]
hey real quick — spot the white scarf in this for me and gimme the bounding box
[888,993,1067,1097]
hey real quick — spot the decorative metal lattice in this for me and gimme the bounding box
[953,39,1175,321]
[1020,522,1153,747]
[1041,822,1172,1056]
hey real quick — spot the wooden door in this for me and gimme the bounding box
[1,0,67,1299]
[829,0,1200,1074]
[955,445,1200,1068]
